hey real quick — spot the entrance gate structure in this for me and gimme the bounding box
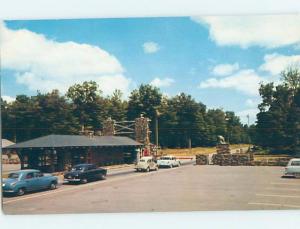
[102,115,154,157]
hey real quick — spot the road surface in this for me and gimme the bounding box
[3,160,300,214]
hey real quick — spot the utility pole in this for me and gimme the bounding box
[154,109,160,147]
[225,115,230,144]
[247,114,251,145]
[247,114,250,126]
[155,117,158,147]
[188,138,192,154]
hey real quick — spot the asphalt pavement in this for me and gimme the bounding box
[3,160,300,214]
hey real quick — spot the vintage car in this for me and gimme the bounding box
[283,158,300,178]
[157,155,181,168]
[135,156,158,172]
[2,169,58,196]
[64,163,107,184]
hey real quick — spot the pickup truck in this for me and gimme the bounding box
[64,164,107,184]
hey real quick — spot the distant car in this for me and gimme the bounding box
[2,169,58,196]
[283,158,300,178]
[135,156,158,172]
[157,155,181,168]
[64,164,107,184]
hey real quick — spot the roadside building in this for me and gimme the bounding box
[3,134,143,172]
[2,139,15,148]
[1,139,20,164]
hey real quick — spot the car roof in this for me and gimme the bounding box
[290,158,300,161]
[11,169,40,174]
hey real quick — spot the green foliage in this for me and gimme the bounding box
[255,67,300,155]
[127,84,162,120]
[2,81,250,147]
[66,81,102,129]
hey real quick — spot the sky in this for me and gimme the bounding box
[1,15,300,124]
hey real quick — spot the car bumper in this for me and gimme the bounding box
[284,172,300,177]
[2,189,16,193]
[64,178,81,182]
[158,164,172,168]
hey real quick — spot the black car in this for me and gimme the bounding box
[64,164,107,184]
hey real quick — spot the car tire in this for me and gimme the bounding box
[80,178,88,184]
[100,174,106,180]
[17,188,25,196]
[49,182,57,190]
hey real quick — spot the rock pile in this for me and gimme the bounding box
[212,153,251,166]
[196,154,208,165]
[216,144,230,154]
[254,157,291,166]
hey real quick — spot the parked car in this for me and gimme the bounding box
[135,156,158,172]
[64,163,107,184]
[283,158,300,178]
[2,169,58,196]
[157,155,180,168]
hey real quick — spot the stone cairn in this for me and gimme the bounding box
[196,154,209,165]
[135,115,151,145]
[102,117,115,136]
[216,143,231,154]
[212,136,252,166]
[135,115,152,157]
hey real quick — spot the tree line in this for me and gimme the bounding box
[250,67,300,156]
[1,82,250,148]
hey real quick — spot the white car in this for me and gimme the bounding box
[135,156,158,172]
[157,156,180,168]
[284,158,300,178]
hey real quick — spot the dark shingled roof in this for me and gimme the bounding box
[4,135,142,149]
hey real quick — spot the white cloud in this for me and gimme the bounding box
[1,95,15,103]
[259,53,300,75]
[143,41,160,53]
[212,63,239,76]
[0,22,132,96]
[192,15,300,48]
[199,69,267,96]
[150,77,174,88]
[245,98,260,108]
[236,108,259,125]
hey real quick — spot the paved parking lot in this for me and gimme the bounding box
[2,164,300,214]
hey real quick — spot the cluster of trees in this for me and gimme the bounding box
[251,67,300,155]
[1,82,250,148]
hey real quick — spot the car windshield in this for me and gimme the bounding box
[291,161,300,166]
[8,173,19,179]
[71,166,85,171]
[160,157,171,160]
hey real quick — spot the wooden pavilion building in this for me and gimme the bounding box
[3,134,143,172]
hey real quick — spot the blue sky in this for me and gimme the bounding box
[1,16,300,124]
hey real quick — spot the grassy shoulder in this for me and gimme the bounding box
[159,145,292,162]
[159,144,250,156]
